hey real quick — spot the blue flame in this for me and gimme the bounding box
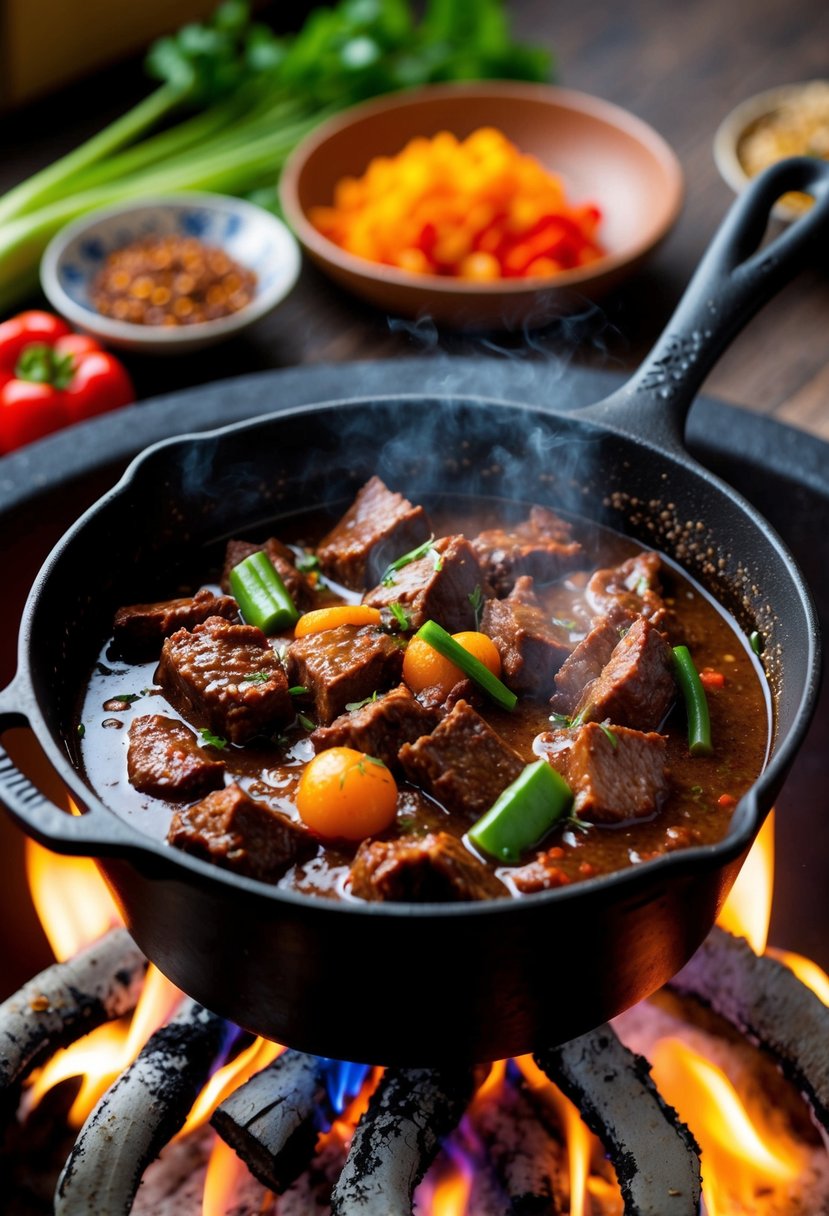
[319,1058,371,1117]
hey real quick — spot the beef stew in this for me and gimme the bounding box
[79,480,769,904]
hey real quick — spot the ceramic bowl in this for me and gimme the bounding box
[40,193,301,354]
[714,80,829,221]
[280,82,684,330]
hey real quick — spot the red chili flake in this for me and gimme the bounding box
[546,846,565,859]
[718,793,738,808]
[699,668,726,691]
[578,861,598,877]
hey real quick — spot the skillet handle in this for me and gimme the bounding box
[583,156,829,449]
[0,676,141,859]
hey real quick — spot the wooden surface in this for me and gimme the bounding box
[1,0,828,439]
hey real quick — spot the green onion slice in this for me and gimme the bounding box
[230,550,300,634]
[672,645,713,756]
[380,535,435,586]
[468,759,573,863]
[415,619,517,711]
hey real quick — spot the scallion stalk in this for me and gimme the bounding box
[415,619,517,711]
[672,645,713,756]
[468,759,573,862]
[230,550,299,634]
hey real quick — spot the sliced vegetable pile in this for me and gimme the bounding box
[0,0,551,311]
[310,127,604,279]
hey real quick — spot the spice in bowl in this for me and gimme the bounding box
[737,81,829,213]
[309,127,604,281]
[90,235,257,326]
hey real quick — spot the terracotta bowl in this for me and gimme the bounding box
[280,82,683,330]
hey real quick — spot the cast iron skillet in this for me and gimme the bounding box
[0,158,826,1066]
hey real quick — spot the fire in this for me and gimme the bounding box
[180,1035,283,1137]
[716,811,776,953]
[429,1146,474,1216]
[650,1037,805,1212]
[25,835,121,961]
[202,1135,246,1216]
[516,1055,596,1216]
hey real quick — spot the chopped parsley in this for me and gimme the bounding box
[549,711,573,728]
[635,576,650,596]
[297,713,316,732]
[199,729,227,750]
[296,553,321,573]
[113,692,142,705]
[288,685,309,696]
[749,630,763,656]
[598,722,618,750]
[552,616,577,631]
[389,602,411,631]
[469,584,485,630]
[242,671,271,684]
[563,813,591,835]
[380,535,435,587]
[346,691,379,712]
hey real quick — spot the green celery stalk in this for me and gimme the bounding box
[468,759,573,862]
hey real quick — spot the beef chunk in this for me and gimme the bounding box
[535,723,669,823]
[363,534,484,632]
[399,699,524,821]
[221,537,316,611]
[168,783,316,883]
[416,678,481,716]
[550,615,627,716]
[472,505,583,595]
[156,616,293,745]
[127,714,226,799]
[286,624,404,726]
[586,551,668,628]
[310,684,437,771]
[112,588,238,660]
[481,575,571,698]
[574,616,675,731]
[350,832,508,902]
[316,476,431,590]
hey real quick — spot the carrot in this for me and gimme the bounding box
[402,630,501,695]
[699,668,726,691]
[294,605,381,637]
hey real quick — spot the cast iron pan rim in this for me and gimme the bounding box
[15,394,819,916]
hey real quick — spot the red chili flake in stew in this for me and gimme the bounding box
[578,861,598,877]
[717,793,738,808]
[91,236,257,327]
[699,667,726,691]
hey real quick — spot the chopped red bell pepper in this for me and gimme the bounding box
[0,312,134,455]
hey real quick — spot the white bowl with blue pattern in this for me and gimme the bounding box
[40,193,302,354]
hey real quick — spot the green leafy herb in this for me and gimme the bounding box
[242,670,271,683]
[431,548,444,573]
[635,576,650,597]
[549,711,573,728]
[345,692,379,712]
[364,755,386,767]
[297,713,315,732]
[389,601,411,631]
[749,630,764,656]
[295,553,321,573]
[199,729,228,750]
[469,584,485,630]
[552,616,577,631]
[380,535,435,586]
[598,722,618,750]
[562,813,591,835]
[113,692,142,705]
[288,685,309,696]
[77,723,86,739]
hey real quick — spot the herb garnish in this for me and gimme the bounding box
[288,685,309,696]
[552,616,577,631]
[749,630,763,656]
[549,711,573,728]
[469,584,485,630]
[199,729,227,750]
[380,535,435,586]
[113,692,142,705]
[346,692,379,712]
[297,713,316,732]
[389,602,411,631]
[77,723,86,739]
[242,671,270,684]
[598,722,618,750]
[296,553,321,573]
[562,813,591,835]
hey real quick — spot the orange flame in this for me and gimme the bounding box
[716,811,775,954]
[515,1055,594,1216]
[650,1037,805,1214]
[25,835,121,961]
[430,1153,474,1216]
[202,1134,246,1216]
[179,1036,283,1138]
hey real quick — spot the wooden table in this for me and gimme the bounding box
[1,0,828,438]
